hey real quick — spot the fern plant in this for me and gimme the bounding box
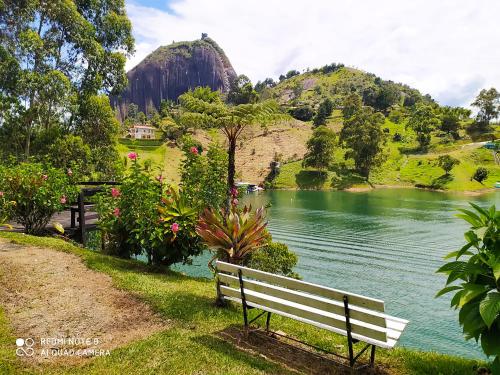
[436,203,500,372]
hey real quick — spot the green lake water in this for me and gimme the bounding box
[173,188,500,359]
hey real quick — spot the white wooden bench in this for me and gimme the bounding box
[216,261,409,371]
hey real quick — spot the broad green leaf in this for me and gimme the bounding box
[479,292,500,328]
[53,222,64,234]
[481,329,500,357]
[435,285,462,298]
[459,284,487,307]
[494,263,500,282]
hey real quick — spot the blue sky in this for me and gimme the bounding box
[126,0,500,108]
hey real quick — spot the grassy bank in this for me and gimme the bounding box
[0,232,486,374]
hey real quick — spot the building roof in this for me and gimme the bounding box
[130,125,156,129]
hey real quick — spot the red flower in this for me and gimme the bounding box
[232,198,239,206]
[171,222,179,233]
[156,175,164,183]
[113,207,120,217]
[42,174,48,181]
[0,191,3,197]
[230,187,238,197]
[190,146,199,155]
[60,195,67,204]
[111,188,121,198]
[127,152,137,160]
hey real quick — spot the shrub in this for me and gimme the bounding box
[473,167,489,184]
[247,241,300,279]
[436,203,500,373]
[180,142,228,209]
[289,105,315,121]
[0,163,77,234]
[96,154,204,266]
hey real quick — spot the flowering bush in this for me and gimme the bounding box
[0,163,77,234]
[180,142,227,209]
[247,241,300,279]
[96,154,204,266]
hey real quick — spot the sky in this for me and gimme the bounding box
[126,0,500,108]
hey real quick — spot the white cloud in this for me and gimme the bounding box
[126,0,500,107]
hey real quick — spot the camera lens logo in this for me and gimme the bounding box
[16,338,34,357]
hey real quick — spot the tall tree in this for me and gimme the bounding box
[342,93,362,119]
[340,107,386,178]
[226,75,258,105]
[302,126,336,170]
[179,87,279,205]
[407,103,438,150]
[471,88,500,128]
[0,0,134,160]
[313,98,333,126]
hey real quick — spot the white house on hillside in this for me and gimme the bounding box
[129,125,156,140]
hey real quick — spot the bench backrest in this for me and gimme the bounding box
[216,261,391,345]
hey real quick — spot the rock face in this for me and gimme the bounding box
[112,37,237,120]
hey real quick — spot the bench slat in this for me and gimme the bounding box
[216,261,385,312]
[218,273,387,328]
[220,285,387,343]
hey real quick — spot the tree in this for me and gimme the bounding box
[254,78,276,92]
[286,70,300,79]
[0,0,133,160]
[340,107,386,178]
[473,167,489,184]
[302,126,336,170]
[439,107,462,139]
[226,75,259,105]
[342,93,362,119]
[437,155,460,175]
[471,88,500,129]
[179,87,279,205]
[407,103,438,150]
[313,98,333,126]
[374,82,401,112]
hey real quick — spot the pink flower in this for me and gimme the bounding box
[60,195,67,204]
[67,168,73,176]
[111,188,121,198]
[230,187,238,197]
[42,174,48,181]
[232,198,239,206]
[127,152,137,160]
[171,222,179,233]
[0,191,3,197]
[190,146,199,155]
[113,207,120,217]
[156,175,164,183]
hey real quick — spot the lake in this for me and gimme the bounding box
[173,188,499,359]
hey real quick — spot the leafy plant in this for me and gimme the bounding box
[473,167,489,184]
[0,163,77,234]
[96,154,203,267]
[436,203,500,372]
[247,241,300,279]
[196,193,269,267]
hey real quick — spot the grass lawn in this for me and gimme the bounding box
[0,232,486,375]
[117,140,183,183]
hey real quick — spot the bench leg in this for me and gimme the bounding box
[266,312,272,332]
[370,345,376,367]
[238,270,249,334]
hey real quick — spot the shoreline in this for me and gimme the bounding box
[270,184,498,196]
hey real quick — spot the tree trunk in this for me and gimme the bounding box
[226,136,237,210]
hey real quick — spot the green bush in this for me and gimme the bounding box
[96,153,204,266]
[0,163,77,234]
[437,203,500,373]
[247,241,300,279]
[473,167,489,184]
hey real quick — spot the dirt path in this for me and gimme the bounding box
[0,238,167,364]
